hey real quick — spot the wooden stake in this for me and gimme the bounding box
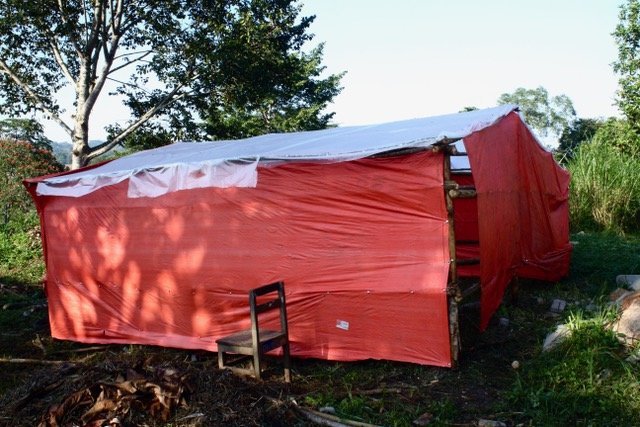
[443,149,461,367]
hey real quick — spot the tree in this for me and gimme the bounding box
[0,0,342,169]
[0,118,53,150]
[591,117,640,158]
[613,0,640,130]
[497,86,576,138]
[0,139,62,224]
[557,118,603,160]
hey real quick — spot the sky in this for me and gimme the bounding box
[42,0,624,142]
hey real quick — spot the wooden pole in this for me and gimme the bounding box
[442,148,461,368]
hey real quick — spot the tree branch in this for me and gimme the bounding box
[47,36,75,84]
[83,0,125,119]
[108,50,153,75]
[88,82,191,160]
[106,76,152,94]
[57,0,84,57]
[0,59,72,136]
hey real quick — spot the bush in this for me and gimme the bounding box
[0,211,45,284]
[568,140,640,234]
[0,138,63,224]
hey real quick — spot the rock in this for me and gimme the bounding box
[596,368,612,383]
[498,317,510,328]
[611,292,640,344]
[549,299,566,314]
[319,406,336,415]
[617,275,640,291]
[413,412,433,425]
[543,324,571,352]
[478,420,506,427]
[626,350,640,364]
[610,288,632,305]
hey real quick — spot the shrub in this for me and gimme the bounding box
[0,138,63,224]
[0,210,45,284]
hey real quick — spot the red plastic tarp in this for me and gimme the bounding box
[27,150,454,366]
[464,112,572,329]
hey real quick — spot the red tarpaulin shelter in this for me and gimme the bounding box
[25,105,571,367]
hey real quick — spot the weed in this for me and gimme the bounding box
[508,307,640,426]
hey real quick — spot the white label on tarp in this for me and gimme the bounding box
[336,320,349,331]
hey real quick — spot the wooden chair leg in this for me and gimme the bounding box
[218,348,225,370]
[253,350,261,380]
[283,343,291,383]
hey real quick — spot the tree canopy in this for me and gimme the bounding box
[613,0,640,131]
[0,0,343,169]
[497,86,576,138]
[557,118,603,160]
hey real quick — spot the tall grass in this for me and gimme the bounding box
[568,141,640,234]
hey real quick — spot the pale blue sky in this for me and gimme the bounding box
[300,0,623,126]
[43,1,624,141]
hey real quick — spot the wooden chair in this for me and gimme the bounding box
[216,281,291,382]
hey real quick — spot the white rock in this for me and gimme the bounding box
[543,324,571,352]
[478,420,506,427]
[549,299,567,314]
[617,275,640,291]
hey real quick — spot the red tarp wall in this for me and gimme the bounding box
[29,150,454,366]
[465,112,571,329]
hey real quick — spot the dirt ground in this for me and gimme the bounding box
[0,282,552,426]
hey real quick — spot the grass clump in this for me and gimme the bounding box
[568,140,640,234]
[508,309,640,426]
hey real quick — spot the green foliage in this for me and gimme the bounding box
[569,231,640,289]
[200,0,344,139]
[497,86,576,138]
[0,138,62,224]
[105,123,173,153]
[568,139,640,234]
[0,118,53,150]
[508,310,640,426]
[591,117,640,157]
[0,0,343,167]
[613,0,640,130]
[0,211,45,284]
[557,117,604,162]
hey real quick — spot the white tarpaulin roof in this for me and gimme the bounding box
[36,104,518,198]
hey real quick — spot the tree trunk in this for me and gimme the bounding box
[71,114,90,170]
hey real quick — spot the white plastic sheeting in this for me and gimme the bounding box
[36,104,517,198]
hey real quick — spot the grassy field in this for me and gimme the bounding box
[1,230,639,426]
